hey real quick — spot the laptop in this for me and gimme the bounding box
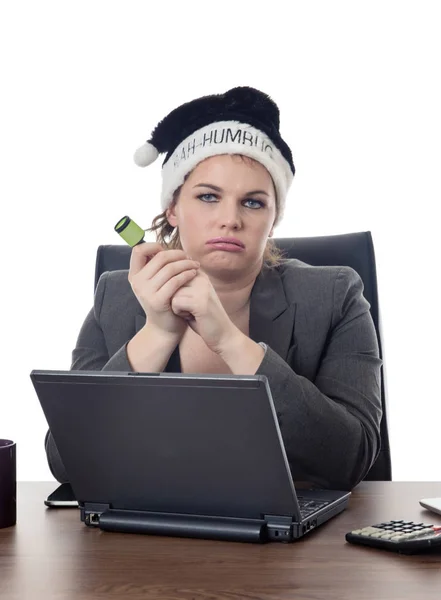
[30,369,351,543]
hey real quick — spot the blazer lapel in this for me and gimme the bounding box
[249,267,296,362]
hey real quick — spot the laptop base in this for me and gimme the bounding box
[80,497,349,544]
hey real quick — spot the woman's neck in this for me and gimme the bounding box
[208,269,258,316]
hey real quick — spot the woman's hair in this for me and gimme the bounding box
[145,156,285,268]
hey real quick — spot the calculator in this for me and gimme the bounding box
[345,520,441,554]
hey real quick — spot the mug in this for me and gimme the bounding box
[0,439,16,528]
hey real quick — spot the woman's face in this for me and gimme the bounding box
[166,154,277,277]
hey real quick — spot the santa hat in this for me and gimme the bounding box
[134,86,295,225]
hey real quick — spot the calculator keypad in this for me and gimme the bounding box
[350,520,438,543]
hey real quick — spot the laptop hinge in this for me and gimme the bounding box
[264,514,295,541]
[92,508,267,543]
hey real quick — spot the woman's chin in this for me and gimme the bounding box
[202,251,243,267]
[200,251,257,277]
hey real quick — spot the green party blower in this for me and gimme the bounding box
[114,216,145,247]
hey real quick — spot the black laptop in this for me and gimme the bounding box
[30,370,350,543]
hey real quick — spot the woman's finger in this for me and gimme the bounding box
[150,259,200,293]
[144,249,194,279]
[156,269,198,305]
[171,291,195,317]
[129,242,164,277]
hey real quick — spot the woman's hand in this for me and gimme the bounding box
[170,270,239,353]
[128,242,200,341]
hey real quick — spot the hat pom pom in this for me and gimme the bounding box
[134,142,159,167]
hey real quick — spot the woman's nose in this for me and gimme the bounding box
[217,201,242,229]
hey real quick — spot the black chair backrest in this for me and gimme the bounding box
[95,231,392,481]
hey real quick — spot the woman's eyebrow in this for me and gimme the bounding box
[244,190,269,196]
[193,183,269,196]
[193,184,222,192]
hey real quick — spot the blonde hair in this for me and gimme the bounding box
[145,155,285,268]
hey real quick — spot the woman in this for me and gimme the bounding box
[45,86,382,489]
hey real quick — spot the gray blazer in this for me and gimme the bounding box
[45,259,382,490]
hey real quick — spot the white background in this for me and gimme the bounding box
[0,1,439,482]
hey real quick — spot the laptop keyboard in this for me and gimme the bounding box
[297,497,330,519]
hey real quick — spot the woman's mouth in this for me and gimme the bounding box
[206,237,245,252]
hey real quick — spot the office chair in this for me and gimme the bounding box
[95,231,392,481]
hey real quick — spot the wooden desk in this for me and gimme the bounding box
[1,482,440,599]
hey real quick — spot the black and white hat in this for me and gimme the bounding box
[134,86,295,225]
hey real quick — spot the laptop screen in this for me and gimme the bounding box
[31,370,301,521]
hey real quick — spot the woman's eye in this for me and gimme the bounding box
[198,193,218,202]
[197,194,264,208]
[243,199,264,209]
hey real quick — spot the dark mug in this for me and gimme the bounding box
[0,439,16,528]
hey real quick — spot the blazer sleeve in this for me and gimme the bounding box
[45,272,134,482]
[257,267,383,491]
